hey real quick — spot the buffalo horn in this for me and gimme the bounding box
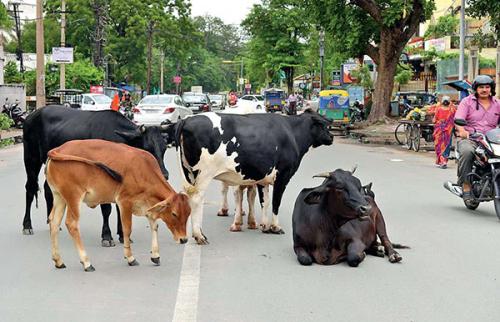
[350,164,358,174]
[312,172,330,179]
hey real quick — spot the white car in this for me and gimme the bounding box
[133,94,192,126]
[81,94,112,111]
[239,94,265,111]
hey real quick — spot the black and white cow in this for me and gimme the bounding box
[169,109,333,244]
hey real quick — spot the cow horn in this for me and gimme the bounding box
[312,172,330,179]
[350,164,358,174]
[139,124,146,133]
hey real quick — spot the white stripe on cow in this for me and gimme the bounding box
[202,112,223,135]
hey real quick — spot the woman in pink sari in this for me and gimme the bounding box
[433,96,456,168]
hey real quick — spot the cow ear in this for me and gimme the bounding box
[115,129,140,141]
[148,200,171,214]
[304,186,328,205]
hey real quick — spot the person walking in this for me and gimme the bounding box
[287,92,297,115]
[455,75,500,201]
[433,96,456,168]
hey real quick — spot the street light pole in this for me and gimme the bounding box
[36,0,46,108]
[240,59,244,94]
[60,0,66,90]
[459,0,465,81]
[319,29,325,91]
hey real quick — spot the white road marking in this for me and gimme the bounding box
[172,242,201,322]
[390,159,404,162]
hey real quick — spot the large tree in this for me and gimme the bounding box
[242,0,309,93]
[467,0,500,98]
[307,0,434,121]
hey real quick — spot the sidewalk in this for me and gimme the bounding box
[0,128,23,144]
[348,118,399,145]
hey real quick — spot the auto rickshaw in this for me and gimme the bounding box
[318,89,350,126]
[264,88,286,112]
[47,89,83,109]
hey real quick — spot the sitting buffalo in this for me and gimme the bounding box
[292,168,407,267]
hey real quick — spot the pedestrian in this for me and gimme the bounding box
[432,96,456,169]
[228,91,238,107]
[287,92,297,115]
[454,75,500,201]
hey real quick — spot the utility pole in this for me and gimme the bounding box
[36,0,46,108]
[146,21,154,95]
[160,51,164,94]
[0,34,4,85]
[60,0,66,90]
[459,0,465,81]
[239,60,243,94]
[9,2,24,72]
[319,29,325,91]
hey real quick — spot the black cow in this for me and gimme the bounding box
[293,168,407,266]
[168,109,333,244]
[23,106,169,245]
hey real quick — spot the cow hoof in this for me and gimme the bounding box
[389,253,402,263]
[151,257,160,265]
[247,223,258,229]
[119,237,133,244]
[270,225,285,234]
[241,210,246,216]
[55,263,66,269]
[22,228,34,235]
[84,265,95,272]
[194,235,209,245]
[217,209,229,216]
[101,239,116,247]
[128,259,140,266]
[230,224,242,232]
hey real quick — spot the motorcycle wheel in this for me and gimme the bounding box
[494,199,500,220]
[464,199,480,210]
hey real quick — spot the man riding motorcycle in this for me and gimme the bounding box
[455,75,500,202]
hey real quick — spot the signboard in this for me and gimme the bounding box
[90,85,104,94]
[341,63,358,84]
[173,76,182,84]
[424,38,447,52]
[52,47,74,64]
[239,78,245,85]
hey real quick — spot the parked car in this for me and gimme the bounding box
[209,94,227,109]
[133,94,192,126]
[81,93,112,111]
[239,94,265,110]
[182,92,212,113]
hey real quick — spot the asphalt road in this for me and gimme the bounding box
[0,139,499,322]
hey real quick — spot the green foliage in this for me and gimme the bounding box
[0,3,12,29]
[394,68,412,85]
[467,0,500,40]
[4,62,23,84]
[0,114,13,130]
[350,65,373,91]
[479,57,496,69]
[424,14,459,39]
[0,138,15,148]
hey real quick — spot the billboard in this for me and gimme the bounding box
[52,47,74,64]
[341,63,358,84]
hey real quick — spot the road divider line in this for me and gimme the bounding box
[172,242,201,322]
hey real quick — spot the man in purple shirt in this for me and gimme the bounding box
[455,75,500,201]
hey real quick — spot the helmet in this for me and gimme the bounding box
[441,96,450,105]
[472,75,496,96]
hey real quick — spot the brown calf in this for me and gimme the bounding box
[46,139,190,272]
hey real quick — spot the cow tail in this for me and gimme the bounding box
[47,151,123,183]
[173,120,184,150]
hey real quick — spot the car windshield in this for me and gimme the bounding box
[209,95,222,100]
[92,95,112,104]
[254,95,264,101]
[183,95,207,103]
[139,96,173,105]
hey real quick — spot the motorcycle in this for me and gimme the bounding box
[444,119,500,219]
[1,99,26,128]
[349,102,364,124]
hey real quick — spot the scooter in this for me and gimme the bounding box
[444,119,500,219]
[1,98,26,128]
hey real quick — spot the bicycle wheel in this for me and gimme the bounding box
[394,123,406,145]
[405,124,413,150]
[411,125,421,152]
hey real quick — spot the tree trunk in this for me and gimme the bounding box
[368,32,401,122]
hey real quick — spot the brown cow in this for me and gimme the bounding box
[46,139,190,272]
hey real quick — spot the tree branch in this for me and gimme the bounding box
[365,43,379,65]
[351,0,382,23]
[400,0,424,43]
